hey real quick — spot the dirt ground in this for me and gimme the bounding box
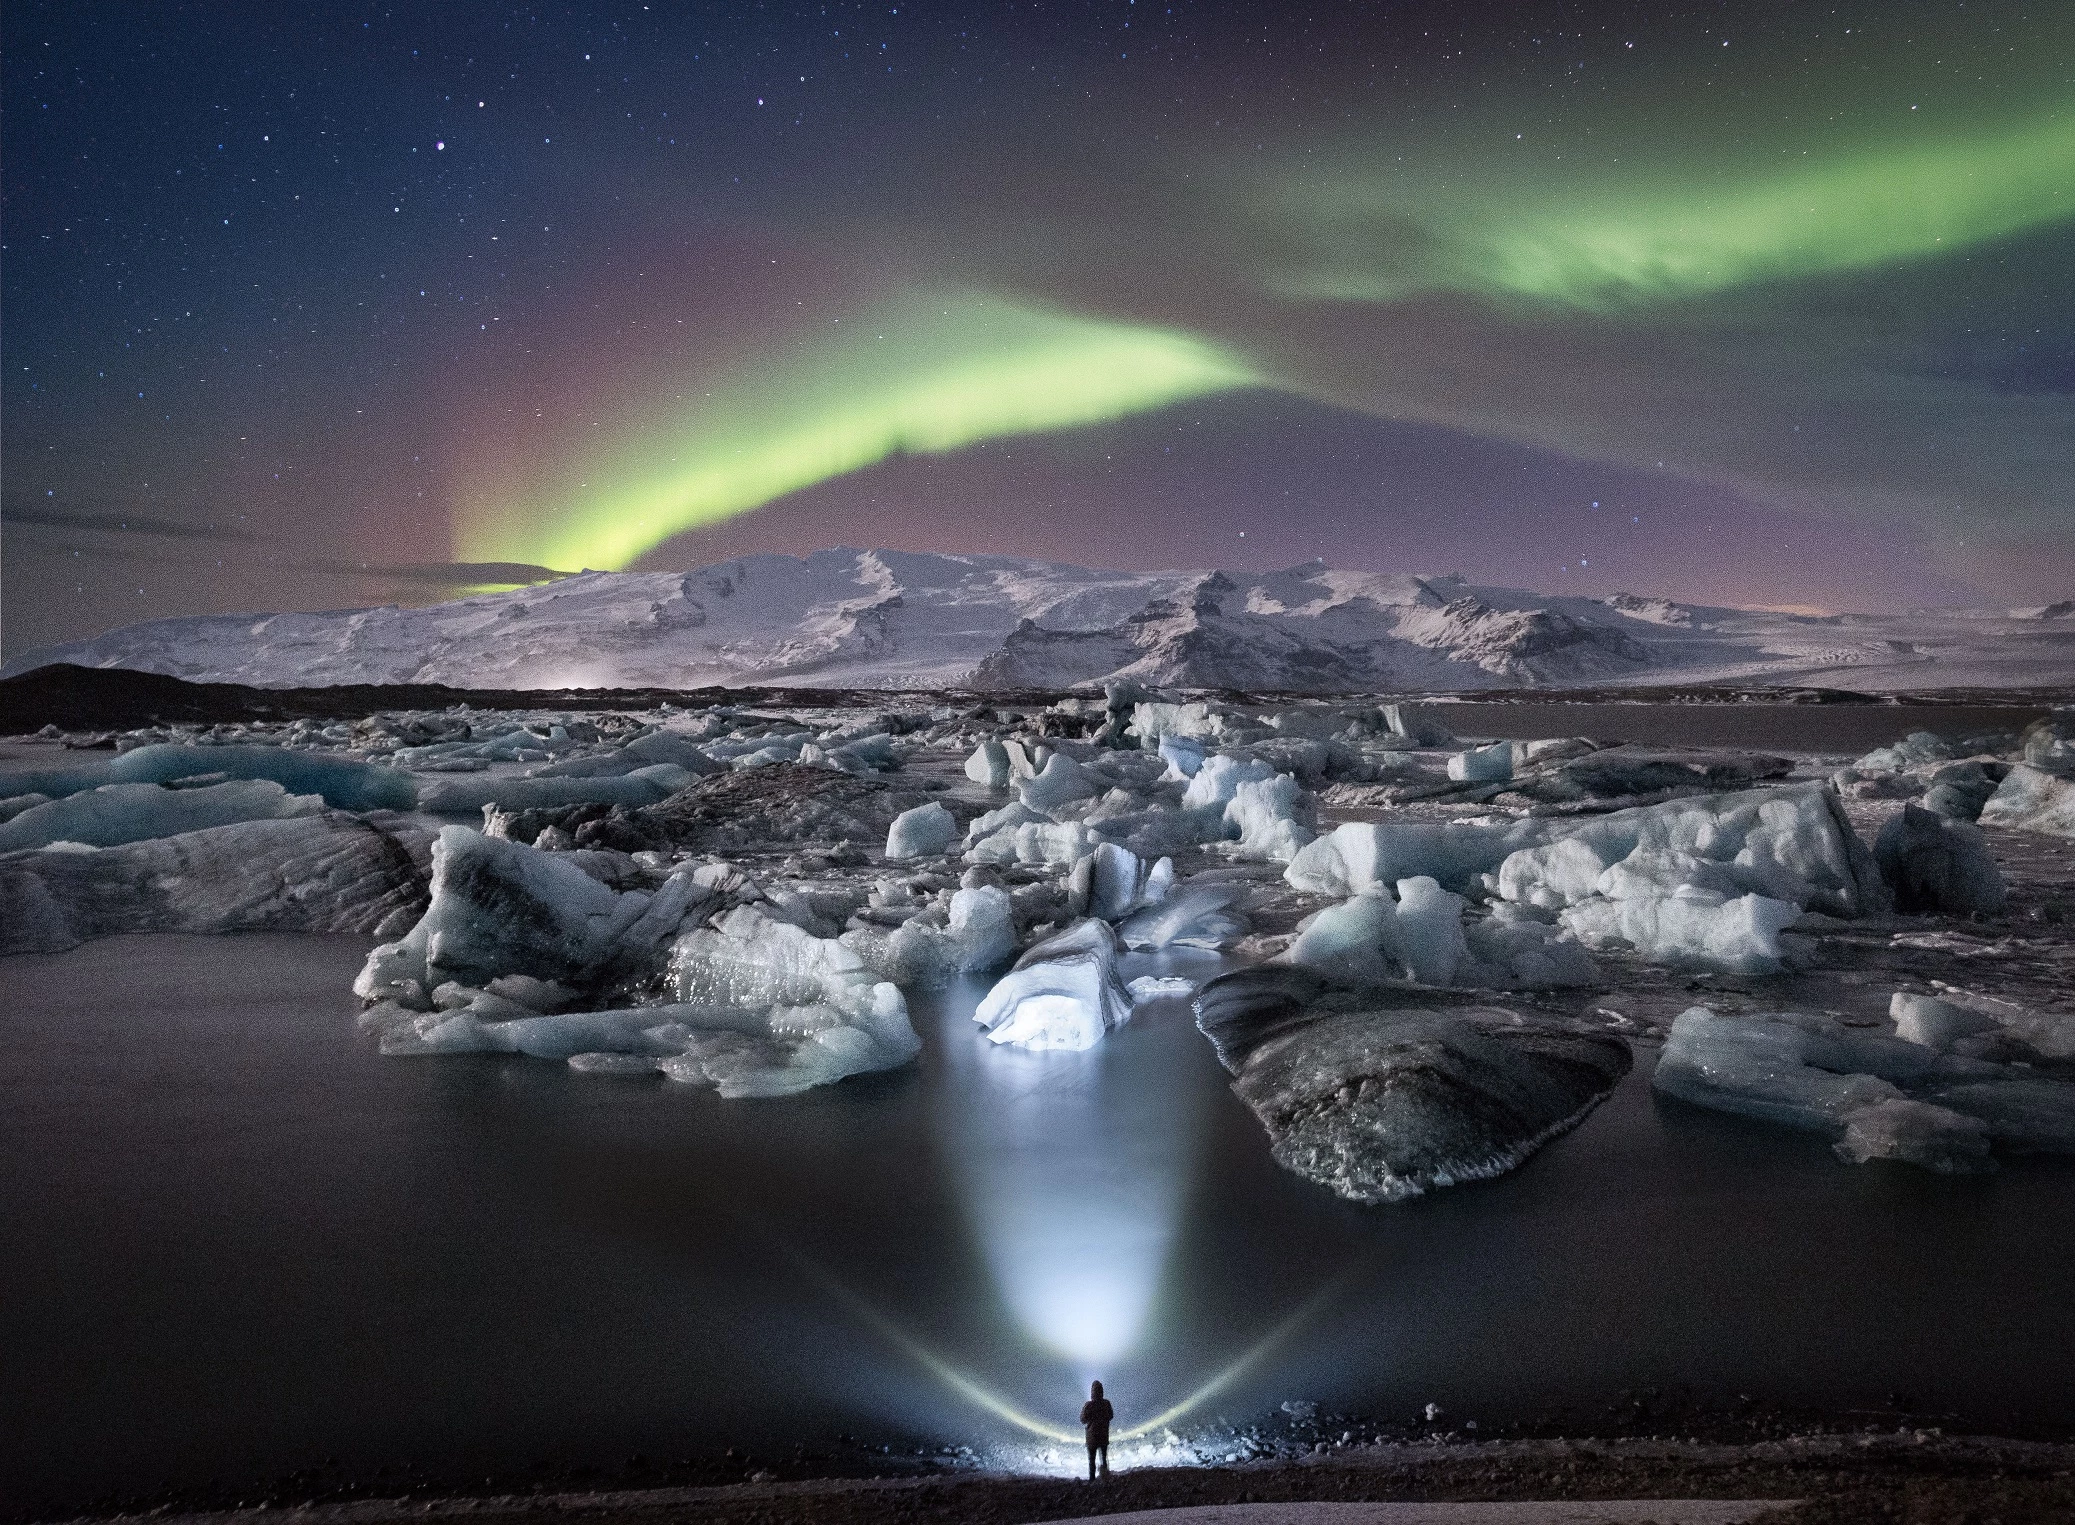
[53,1436,2075,1525]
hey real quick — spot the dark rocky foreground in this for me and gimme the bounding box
[35,1434,2075,1525]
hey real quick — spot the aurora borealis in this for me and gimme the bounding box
[4,0,2070,648]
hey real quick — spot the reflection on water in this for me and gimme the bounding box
[940,961,1210,1376]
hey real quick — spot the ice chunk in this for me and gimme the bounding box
[1653,1008,1912,1133]
[1392,876,1469,987]
[885,801,958,860]
[0,779,321,852]
[1193,968,1630,1204]
[1379,703,1457,747]
[1834,1099,1995,1173]
[108,743,416,812]
[1157,734,1207,779]
[965,740,1012,788]
[1461,904,1600,989]
[1654,1005,2075,1163]
[843,885,1017,987]
[1446,742,1514,783]
[1485,783,1884,918]
[1979,764,2075,837]
[1221,773,1315,863]
[1127,974,1197,1000]
[1115,882,1250,950]
[418,770,682,815]
[661,906,921,1095]
[2,813,429,955]
[1496,836,1614,911]
[1018,753,1096,812]
[1873,805,2006,913]
[1285,891,1404,985]
[354,826,705,1000]
[1181,753,1277,810]
[1890,992,1998,1051]
[1853,731,1966,774]
[1067,841,1173,920]
[1919,760,1998,823]
[973,919,1133,1051]
[1561,890,1801,975]
[1287,817,1544,898]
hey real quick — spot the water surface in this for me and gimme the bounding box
[4,933,2073,1514]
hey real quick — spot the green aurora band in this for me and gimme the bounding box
[1279,106,2075,310]
[460,298,1257,571]
[464,103,2073,572]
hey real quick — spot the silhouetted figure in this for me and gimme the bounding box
[1080,1379,1113,1479]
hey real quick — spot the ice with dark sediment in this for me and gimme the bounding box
[973,918,1135,1051]
[1,812,430,954]
[1873,805,2007,914]
[1193,966,1631,1203]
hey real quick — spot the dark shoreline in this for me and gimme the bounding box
[28,1432,2075,1525]
[1,662,2065,739]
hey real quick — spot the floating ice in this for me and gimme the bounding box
[417,766,687,815]
[1181,753,1278,811]
[1157,734,1207,779]
[1017,753,1097,812]
[1561,889,1801,975]
[843,884,1017,987]
[1834,1099,1995,1174]
[1067,840,1174,920]
[1115,882,1250,950]
[965,739,1012,788]
[1979,764,2075,837]
[1446,742,1514,784]
[1873,805,2006,914]
[0,779,321,852]
[885,801,958,860]
[1287,817,1542,899]
[1890,992,1999,1051]
[1653,1006,2075,1166]
[661,906,921,1095]
[2,813,429,955]
[973,919,1134,1051]
[354,826,706,1001]
[1193,967,1630,1203]
[107,742,416,811]
[1221,773,1315,863]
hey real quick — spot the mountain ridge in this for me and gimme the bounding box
[5,547,2070,693]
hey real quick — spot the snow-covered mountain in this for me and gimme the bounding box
[6,548,2071,693]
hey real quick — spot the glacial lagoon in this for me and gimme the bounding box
[5,930,2073,1515]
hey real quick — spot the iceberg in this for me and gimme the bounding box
[2,813,430,955]
[1561,889,1801,975]
[973,919,1134,1051]
[354,826,707,1001]
[0,778,321,852]
[417,767,686,815]
[107,742,416,811]
[1115,882,1250,950]
[1193,967,1630,1203]
[1979,764,2075,837]
[842,884,1018,987]
[1873,805,2006,914]
[1221,773,1315,863]
[884,801,958,860]
[1652,1006,2075,1166]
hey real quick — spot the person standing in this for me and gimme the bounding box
[1080,1379,1114,1479]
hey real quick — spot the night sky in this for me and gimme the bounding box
[5,0,2071,656]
